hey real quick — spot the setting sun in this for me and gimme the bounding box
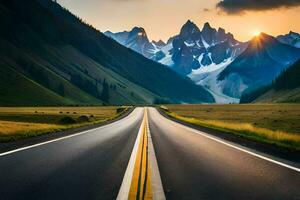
[252,30,261,37]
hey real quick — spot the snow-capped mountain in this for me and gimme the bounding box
[277,31,300,48]
[104,27,159,59]
[219,33,300,99]
[104,21,246,74]
[167,21,247,103]
[104,21,247,103]
[169,21,247,76]
[104,22,300,104]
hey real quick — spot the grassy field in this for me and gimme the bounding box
[161,104,300,151]
[0,106,129,142]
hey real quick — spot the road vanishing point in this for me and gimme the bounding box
[0,108,299,200]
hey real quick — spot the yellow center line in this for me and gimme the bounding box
[128,108,152,200]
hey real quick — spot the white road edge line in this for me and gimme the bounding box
[146,111,166,200]
[0,110,135,157]
[156,109,300,173]
[116,110,145,200]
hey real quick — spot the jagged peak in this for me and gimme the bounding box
[129,26,148,39]
[289,31,299,35]
[180,20,200,35]
[185,19,195,26]
[288,31,300,38]
[218,27,225,34]
[203,22,212,29]
[152,39,166,46]
[201,22,217,36]
[131,26,146,33]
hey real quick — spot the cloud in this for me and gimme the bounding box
[216,0,300,14]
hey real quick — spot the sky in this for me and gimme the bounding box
[58,0,300,42]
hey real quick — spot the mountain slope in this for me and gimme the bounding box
[0,65,73,106]
[0,0,214,105]
[104,27,158,59]
[219,33,300,98]
[277,31,300,48]
[240,59,300,103]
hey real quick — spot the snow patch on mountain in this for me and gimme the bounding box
[158,42,174,66]
[160,54,174,66]
[201,37,210,49]
[189,58,239,103]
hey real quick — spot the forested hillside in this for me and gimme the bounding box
[0,0,214,106]
[240,59,300,103]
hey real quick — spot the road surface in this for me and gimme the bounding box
[0,108,144,200]
[147,107,300,200]
[0,107,299,200]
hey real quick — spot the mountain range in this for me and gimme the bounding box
[0,0,214,106]
[106,22,300,103]
[277,31,300,48]
[105,21,247,76]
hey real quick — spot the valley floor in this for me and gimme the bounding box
[0,106,129,142]
[161,104,300,151]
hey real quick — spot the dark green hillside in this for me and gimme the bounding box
[0,66,73,106]
[240,59,300,103]
[0,1,157,105]
[273,59,300,90]
[0,0,214,106]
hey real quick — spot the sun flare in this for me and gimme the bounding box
[252,30,261,37]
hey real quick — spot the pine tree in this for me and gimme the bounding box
[100,79,109,102]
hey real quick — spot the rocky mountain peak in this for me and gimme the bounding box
[152,39,166,47]
[289,31,300,38]
[130,27,147,38]
[218,27,226,35]
[201,22,217,44]
[202,22,213,30]
[180,20,200,37]
[277,31,300,48]
[202,22,217,35]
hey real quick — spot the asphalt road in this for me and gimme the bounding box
[0,108,144,200]
[1,107,300,200]
[148,108,300,200]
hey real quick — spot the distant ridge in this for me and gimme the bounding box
[277,31,300,48]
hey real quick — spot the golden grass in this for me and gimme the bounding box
[0,106,118,118]
[163,105,300,150]
[0,106,130,142]
[0,120,60,135]
[164,104,300,133]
